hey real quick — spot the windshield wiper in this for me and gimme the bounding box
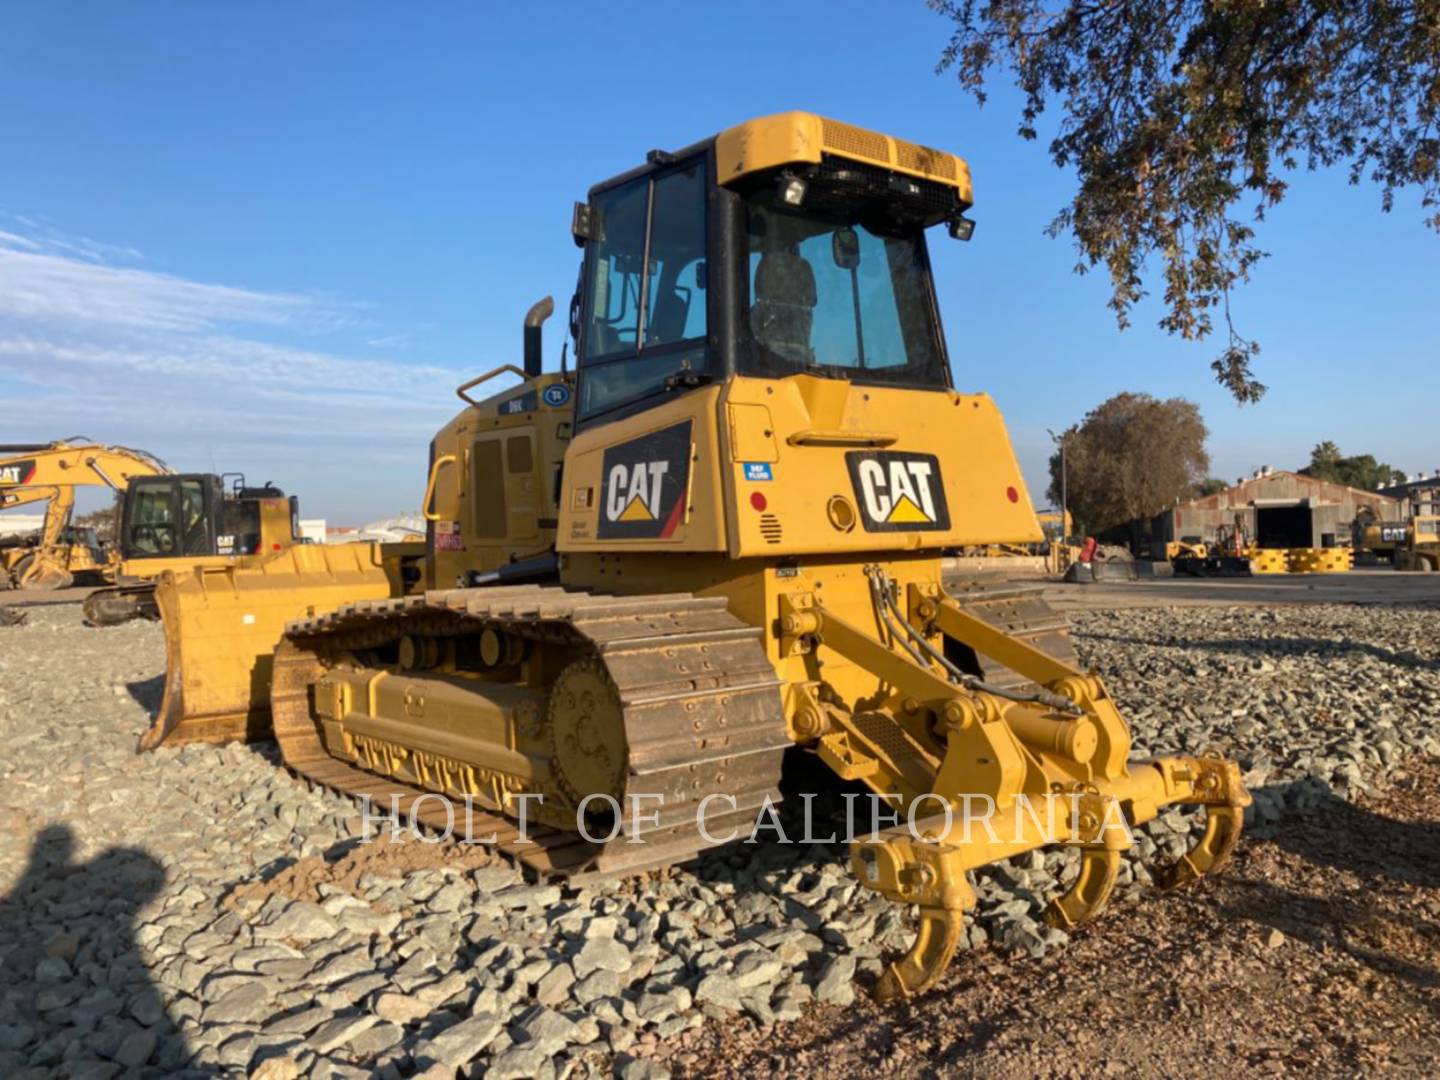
[662,368,715,390]
[801,363,846,380]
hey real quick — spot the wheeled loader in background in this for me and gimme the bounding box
[1394,516,1440,572]
[1171,517,1254,576]
[144,112,1249,999]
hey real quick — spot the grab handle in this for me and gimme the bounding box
[787,428,898,448]
[456,365,528,406]
[422,454,457,521]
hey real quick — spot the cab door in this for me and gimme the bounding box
[121,478,181,558]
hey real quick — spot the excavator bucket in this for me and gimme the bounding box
[139,541,416,751]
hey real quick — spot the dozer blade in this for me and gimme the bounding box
[138,542,400,751]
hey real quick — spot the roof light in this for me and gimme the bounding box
[780,175,807,206]
[948,215,976,242]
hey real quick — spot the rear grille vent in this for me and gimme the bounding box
[820,119,959,185]
[822,118,889,162]
[895,139,956,180]
[759,514,783,544]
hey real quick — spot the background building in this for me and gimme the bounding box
[1379,473,1440,519]
[1150,468,1402,551]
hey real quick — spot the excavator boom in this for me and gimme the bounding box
[0,439,170,590]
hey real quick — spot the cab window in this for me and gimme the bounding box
[579,160,708,420]
[125,481,178,557]
[179,479,212,556]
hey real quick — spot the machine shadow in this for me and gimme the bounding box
[1256,778,1440,888]
[0,824,219,1076]
[1075,630,1440,672]
[1220,778,1440,1020]
[126,673,166,713]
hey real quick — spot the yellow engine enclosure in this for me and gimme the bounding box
[558,375,1042,558]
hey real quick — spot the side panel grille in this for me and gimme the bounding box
[759,514,783,543]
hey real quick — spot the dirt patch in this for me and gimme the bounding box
[226,835,500,910]
[649,759,1440,1078]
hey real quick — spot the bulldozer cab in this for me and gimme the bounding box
[571,114,963,430]
[559,112,1040,564]
[119,474,298,562]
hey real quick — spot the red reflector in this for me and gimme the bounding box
[1006,486,1019,503]
[750,491,768,511]
[273,542,282,550]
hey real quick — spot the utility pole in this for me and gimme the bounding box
[1047,428,1068,542]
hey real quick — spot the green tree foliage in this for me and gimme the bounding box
[932,1,1440,402]
[1193,476,1229,497]
[1300,441,1403,490]
[1048,392,1210,532]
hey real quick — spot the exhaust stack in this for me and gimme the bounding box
[523,296,555,379]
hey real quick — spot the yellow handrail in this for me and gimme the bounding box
[421,454,457,522]
[456,365,528,406]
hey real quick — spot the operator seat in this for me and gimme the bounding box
[751,251,817,365]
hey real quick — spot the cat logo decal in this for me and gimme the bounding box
[598,421,692,540]
[846,451,950,532]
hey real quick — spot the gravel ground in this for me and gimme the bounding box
[0,598,1436,1078]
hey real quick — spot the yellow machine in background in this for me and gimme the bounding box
[1395,516,1440,572]
[147,112,1247,997]
[82,473,304,625]
[0,440,170,590]
[1163,538,1208,562]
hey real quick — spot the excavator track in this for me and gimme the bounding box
[270,584,791,883]
[83,584,159,626]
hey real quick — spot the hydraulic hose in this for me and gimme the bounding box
[866,567,1082,716]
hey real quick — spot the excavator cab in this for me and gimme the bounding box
[0,439,169,590]
[81,474,304,627]
[118,474,297,564]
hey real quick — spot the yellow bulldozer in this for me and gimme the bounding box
[0,440,308,621]
[144,112,1248,998]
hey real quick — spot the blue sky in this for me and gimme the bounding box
[3,2,1437,523]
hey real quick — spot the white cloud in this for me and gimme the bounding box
[0,237,335,333]
[0,220,483,520]
[0,212,144,264]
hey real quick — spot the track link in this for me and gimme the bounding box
[270,584,790,883]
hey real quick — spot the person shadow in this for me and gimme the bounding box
[0,824,219,1077]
